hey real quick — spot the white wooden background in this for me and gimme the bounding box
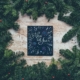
[7,13,78,65]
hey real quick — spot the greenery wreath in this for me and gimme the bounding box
[0,0,80,80]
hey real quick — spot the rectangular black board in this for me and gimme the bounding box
[27,26,53,56]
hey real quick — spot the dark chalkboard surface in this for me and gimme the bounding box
[27,26,53,56]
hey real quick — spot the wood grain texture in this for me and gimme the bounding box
[7,13,77,65]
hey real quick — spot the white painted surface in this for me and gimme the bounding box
[7,13,78,65]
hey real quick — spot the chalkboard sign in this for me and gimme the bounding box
[27,26,53,56]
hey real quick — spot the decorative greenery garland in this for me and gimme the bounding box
[0,0,80,80]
